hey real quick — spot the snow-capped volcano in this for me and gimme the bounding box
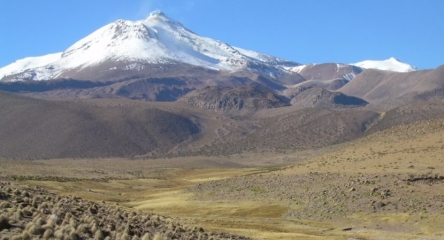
[0,11,299,82]
[351,57,417,72]
[0,53,62,79]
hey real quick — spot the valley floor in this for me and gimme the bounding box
[4,166,444,240]
[1,120,444,239]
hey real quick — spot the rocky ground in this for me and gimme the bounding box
[188,172,444,221]
[0,182,251,240]
[187,119,444,228]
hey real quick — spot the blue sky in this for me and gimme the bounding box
[0,0,442,69]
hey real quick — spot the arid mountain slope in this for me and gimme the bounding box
[178,85,290,117]
[0,91,200,159]
[366,101,444,134]
[2,89,443,160]
[189,118,444,238]
[290,87,367,109]
[188,108,379,156]
[339,65,444,103]
[296,63,362,83]
[284,63,362,93]
[0,69,298,102]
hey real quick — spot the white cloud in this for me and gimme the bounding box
[135,0,195,19]
[136,0,163,19]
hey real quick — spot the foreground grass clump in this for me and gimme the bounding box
[0,182,250,240]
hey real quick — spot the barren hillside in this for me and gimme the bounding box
[290,87,367,109]
[189,118,444,238]
[339,66,444,103]
[179,85,290,117]
[0,91,200,159]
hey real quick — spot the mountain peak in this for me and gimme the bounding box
[145,10,176,24]
[0,11,299,82]
[148,10,166,18]
[351,57,417,72]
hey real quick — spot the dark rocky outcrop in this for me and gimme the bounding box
[290,87,368,109]
[179,85,290,117]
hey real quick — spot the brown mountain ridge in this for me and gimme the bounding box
[0,91,200,159]
[339,65,444,103]
[178,85,290,118]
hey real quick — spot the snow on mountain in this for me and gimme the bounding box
[0,53,62,80]
[351,57,417,72]
[288,64,308,73]
[233,47,298,68]
[0,11,299,82]
[61,11,244,69]
[287,63,361,82]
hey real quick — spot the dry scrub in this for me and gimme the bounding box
[0,182,250,240]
